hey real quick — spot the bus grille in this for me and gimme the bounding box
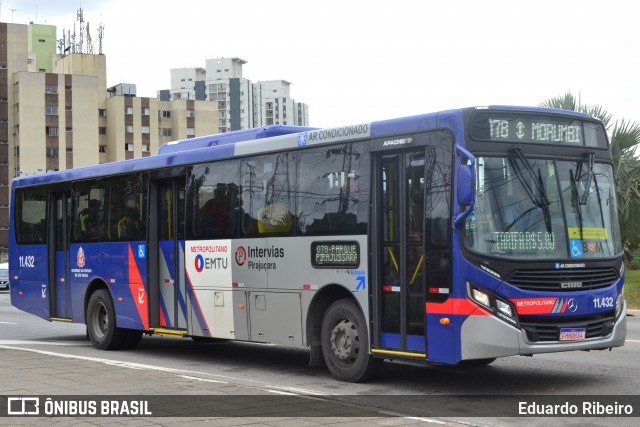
[519,312,616,342]
[507,268,618,292]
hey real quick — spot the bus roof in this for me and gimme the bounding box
[157,125,318,155]
[12,106,594,189]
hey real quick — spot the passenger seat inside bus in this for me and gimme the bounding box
[257,203,292,233]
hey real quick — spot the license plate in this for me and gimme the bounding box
[559,327,586,341]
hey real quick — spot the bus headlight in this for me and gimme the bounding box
[615,293,625,320]
[471,288,490,307]
[496,299,514,318]
[467,282,518,326]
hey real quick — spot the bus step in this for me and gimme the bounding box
[149,328,188,338]
[371,348,426,358]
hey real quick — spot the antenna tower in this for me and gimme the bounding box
[86,22,94,54]
[57,8,105,57]
[97,23,105,54]
[77,8,84,53]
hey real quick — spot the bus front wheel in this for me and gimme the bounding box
[87,289,127,350]
[456,358,496,368]
[321,299,381,382]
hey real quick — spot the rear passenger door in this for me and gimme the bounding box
[49,191,72,319]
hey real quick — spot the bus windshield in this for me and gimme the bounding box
[465,155,623,260]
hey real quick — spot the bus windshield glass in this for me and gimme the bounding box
[464,156,623,260]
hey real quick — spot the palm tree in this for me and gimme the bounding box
[540,92,640,263]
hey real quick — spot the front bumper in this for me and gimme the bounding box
[460,301,627,361]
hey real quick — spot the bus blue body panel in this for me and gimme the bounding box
[10,144,236,189]
[64,242,149,330]
[370,112,439,136]
[10,245,48,320]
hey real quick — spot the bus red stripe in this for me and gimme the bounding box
[128,245,149,330]
[426,298,490,316]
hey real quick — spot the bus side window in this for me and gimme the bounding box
[116,207,142,240]
[78,199,102,240]
[296,142,369,236]
[72,179,106,242]
[240,153,295,237]
[107,174,146,241]
[190,161,240,239]
[15,187,48,244]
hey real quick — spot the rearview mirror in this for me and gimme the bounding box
[452,145,476,228]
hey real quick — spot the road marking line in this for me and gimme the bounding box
[0,340,91,346]
[0,344,465,423]
[379,411,447,424]
[177,375,227,384]
[266,389,297,395]
[0,344,324,395]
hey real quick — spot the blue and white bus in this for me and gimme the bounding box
[9,106,626,382]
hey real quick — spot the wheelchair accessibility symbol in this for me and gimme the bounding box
[569,240,583,258]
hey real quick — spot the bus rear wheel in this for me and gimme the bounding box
[321,299,381,382]
[122,329,143,349]
[87,289,127,350]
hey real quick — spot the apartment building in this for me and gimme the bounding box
[253,80,310,127]
[0,21,219,259]
[169,57,309,132]
[106,87,217,162]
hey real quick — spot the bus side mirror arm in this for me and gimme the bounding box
[452,145,476,229]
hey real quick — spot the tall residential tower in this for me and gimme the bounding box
[169,57,309,133]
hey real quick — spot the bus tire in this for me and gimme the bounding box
[86,289,127,350]
[191,336,228,343]
[122,329,143,349]
[321,299,381,382]
[457,358,496,367]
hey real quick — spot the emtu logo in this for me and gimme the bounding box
[193,254,228,272]
[194,254,205,273]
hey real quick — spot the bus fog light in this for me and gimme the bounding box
[471,288,490,308]
[496,299,513,318]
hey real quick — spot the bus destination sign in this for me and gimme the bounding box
[311,241,360,269]
[472,113,584,145]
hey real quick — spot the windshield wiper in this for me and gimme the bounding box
[569,168,585,235]
[510,147,552,233]
[579,151,595,205]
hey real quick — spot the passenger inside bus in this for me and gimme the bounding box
[199,184,231,236]
[117,208,141,240]
[78,199,103,239]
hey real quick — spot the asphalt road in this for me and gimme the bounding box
[1,290,638,426]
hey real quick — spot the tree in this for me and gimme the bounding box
[539,92,640,263]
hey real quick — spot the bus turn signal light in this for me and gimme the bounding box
[440,317,451,326]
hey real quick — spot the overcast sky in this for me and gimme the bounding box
[3,0,639,128]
